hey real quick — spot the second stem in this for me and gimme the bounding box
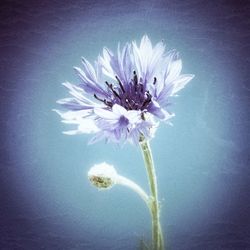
[140,138,164,250]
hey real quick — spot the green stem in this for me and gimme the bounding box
[140,138,164,250]
[116,175,149,205]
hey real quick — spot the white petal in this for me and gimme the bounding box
[140,35,152,57]
[62,82,85,100]
[94,108,118,120]
[112,104,127,116]
[126,110,141,123]
[78,119,100,133]
[171,74,194,94]
[53,109,92,120]
[62,118,99,135]
[99,48,117,80]
[132,41,142,77]
[81,57,98,82]
[139,35,153,75]
[165,59,182,83]
[148,41,166,76]
[74,66,90,84]
[63,130,80,135]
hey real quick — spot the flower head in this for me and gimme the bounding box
[54,35,194,144]
[88,162,118,189]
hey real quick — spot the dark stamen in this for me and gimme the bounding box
[94,94,112,107]
[153,77,157,85]
[133,71,138,85]
[141,92,152,108]
[94,93,103,102]
[133,71,138,92]
[115,76,125,93]
[105,81,121,100]
[104,99,113,107]
[142,100,151,109]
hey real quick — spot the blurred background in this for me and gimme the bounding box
[0,0,250,249]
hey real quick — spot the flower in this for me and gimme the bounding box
[54,35,194,144]
[88,162,118,189]
[88,162,149,203]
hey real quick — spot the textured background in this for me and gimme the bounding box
[1,0,250,249]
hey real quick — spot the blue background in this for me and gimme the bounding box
[1,0,250,249]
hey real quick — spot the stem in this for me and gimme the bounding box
[140,139,164,250]
[116,175,150,206]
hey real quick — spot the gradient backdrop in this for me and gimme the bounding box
[1,0,250,249]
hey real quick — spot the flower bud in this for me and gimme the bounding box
[88,162,118,189]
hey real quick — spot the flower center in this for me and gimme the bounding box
[93,71,156,112]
